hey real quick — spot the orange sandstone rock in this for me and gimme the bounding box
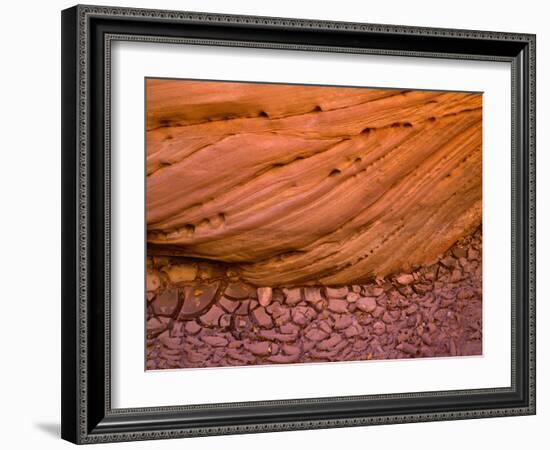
[146,80,481,286]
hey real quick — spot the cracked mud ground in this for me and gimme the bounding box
[146,228,482,369]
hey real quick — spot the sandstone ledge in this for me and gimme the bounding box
[146,80,482,286]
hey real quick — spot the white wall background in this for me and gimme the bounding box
[0,0,546,448]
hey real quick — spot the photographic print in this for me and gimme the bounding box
[145,79,482,370]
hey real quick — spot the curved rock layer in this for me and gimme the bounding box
[146,228,482,369]
[146,79,482,286]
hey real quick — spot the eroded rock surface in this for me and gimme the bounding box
[146,228,482,369]
[146,80,482,286]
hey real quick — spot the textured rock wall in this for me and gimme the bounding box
[146,228,482,369]
[146,79,482,285]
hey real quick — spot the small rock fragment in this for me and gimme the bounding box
[452,246,468,259]
[235,300,250,315]
[398,286,414,296]
[371,287,385,296]
[334,315,353,329]
[219,314,232,328]
[372,306,385,318]
[257,287,273,307]
[152,289,180,317]
[356,297,377,313]
[316,334,342,350]
[325,286,349,298]
[291,306,315,325]
[226,349,256,364]
[201,335,228,347]
[328,299,349,313]
[457,288,473,300]
[319,321,332,334]
[259,329,296,342]
[395,274,415,285]
[219,296,239,313]
[199,304,225,327]
[272,289,285,303]
[146,270,162,292]
[280,323,299,334]
[267,353,300,363]
[225,282,255,300]
[252,306,273,328]
[344,324,363,338]
[184,321,201,335]
[441,256,457,268]
[304,287,323,303]
[282,288,302,305]
[397,342,418,355]
[162,263,197,283]
[382,312,394,324]
[373,321,386,335]
[245,341,272,356]
[273,309,291,326]
[282,343,301,355]
[179,282,219,318]
[468,248,480,260]
[421,334,432,346]
[197,263,226,280]
[450,269,462,282]
[305,328,329,341]
[413,283,432,294]
[147,317,170,337]
[449,338,458,356]
[171,321,184,337]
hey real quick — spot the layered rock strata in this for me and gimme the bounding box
[146,80,482,286]
[146,228,482,369]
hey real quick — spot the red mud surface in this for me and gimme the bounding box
[146,228,482,369]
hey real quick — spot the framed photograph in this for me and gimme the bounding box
[61,4,536,444]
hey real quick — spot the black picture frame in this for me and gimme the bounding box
[61,4,536,444]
